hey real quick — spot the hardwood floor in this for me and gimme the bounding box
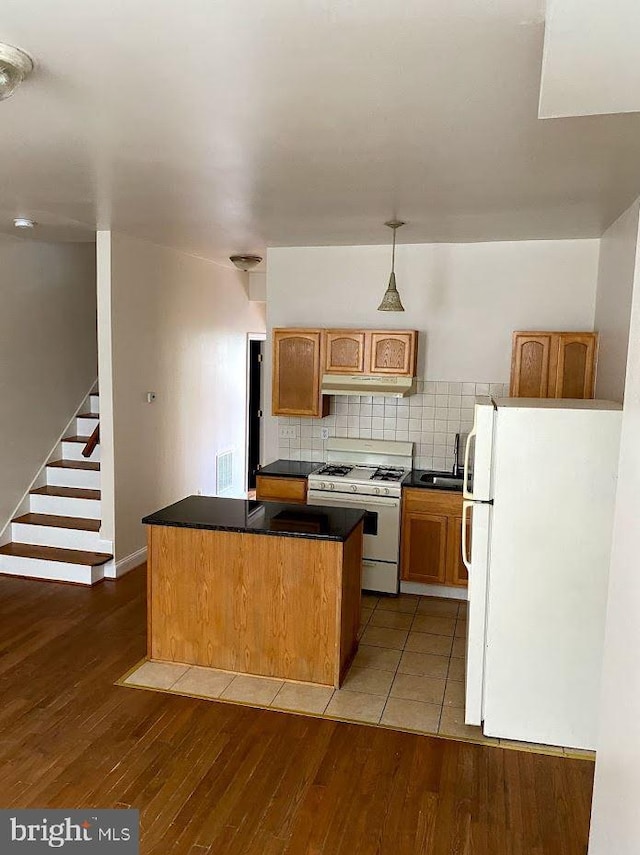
[0,566,594,854]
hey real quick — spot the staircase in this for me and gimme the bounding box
[0,392,113,585]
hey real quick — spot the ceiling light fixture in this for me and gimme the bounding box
[13,217,36,229]
[377,220,406,312]
[229,254,263,271]
[0,43,34,101]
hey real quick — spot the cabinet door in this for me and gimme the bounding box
[369,331,417,376]
[400,511,448,584]
[510,333,553,397]
[446,515,469,588]
[255,476,307,505]
[554,333,598,399]
[325,331,367,374]
[272,329,327,417]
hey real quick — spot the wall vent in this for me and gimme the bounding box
[216,449,233,494]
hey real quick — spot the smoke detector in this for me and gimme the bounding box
[229,255,262,271]
[0,43,34,101]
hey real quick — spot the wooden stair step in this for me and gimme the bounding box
[30,486,101,500]
[48,459,100,471]
[0,543,112,566]
[63,435,94,444]
[78,413,99,419]
[12,513,101,532]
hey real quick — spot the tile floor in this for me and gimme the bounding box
[120,593,595,761]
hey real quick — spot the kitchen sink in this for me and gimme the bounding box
[419,471,464,491]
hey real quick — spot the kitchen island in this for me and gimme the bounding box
[143,496,364,687]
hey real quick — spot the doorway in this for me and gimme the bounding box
[246,335,265,492]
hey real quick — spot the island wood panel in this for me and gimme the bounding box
[338,521,363,682]
[148,525,360,687]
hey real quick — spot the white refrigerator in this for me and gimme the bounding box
[462,397,622,749]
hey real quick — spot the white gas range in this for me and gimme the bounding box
[307,438,413,594]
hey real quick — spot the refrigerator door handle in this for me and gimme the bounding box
[463,426,476,500]
[462,500,473,571]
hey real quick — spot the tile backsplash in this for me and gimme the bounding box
[277,380,510,471]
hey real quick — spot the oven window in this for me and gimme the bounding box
[363,510,378,536]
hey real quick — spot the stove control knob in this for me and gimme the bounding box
[383,488,390,495]
[350,485,358,493]
[319,481,326,489]
[374,487,381,495]
[328,483,335,490]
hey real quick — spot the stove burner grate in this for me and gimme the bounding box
[315,464,353,477]
[372,466,406,482]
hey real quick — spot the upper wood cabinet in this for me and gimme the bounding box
[324,329,418,377]
[272,327,418,416]
[510,331,598,399]
[325,330,367,374]
[510,333,553,397]
[400,489,467,588]
[555,333,598,398]
[272,329,330,417]
[369,331,417,376]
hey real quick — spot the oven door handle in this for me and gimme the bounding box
[307,493,399,508]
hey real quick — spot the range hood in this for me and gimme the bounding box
[321,373,417,398]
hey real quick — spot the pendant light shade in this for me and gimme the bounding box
[0,43,33,101]
[378,220,405,312]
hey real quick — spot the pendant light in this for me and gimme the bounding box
[0,43,33,101]
[377,220,405,312]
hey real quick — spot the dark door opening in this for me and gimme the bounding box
[247,339,263,490]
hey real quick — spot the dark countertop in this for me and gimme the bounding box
[142,496,365,542]
[403,470,464,493]
[258,459,320,478]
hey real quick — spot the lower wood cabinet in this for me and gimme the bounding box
[400,488,467,588]
[255,475,307,505]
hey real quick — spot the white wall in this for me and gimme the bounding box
[0,236,97,534]
[593,201,640,401]
[265,239,600,460]
[96,232,116,544]
[589,208,640,854]
[540,0,640,118]
[105,233,265,562]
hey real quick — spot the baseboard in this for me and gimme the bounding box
[105,547,147,579]
[0,377,99,544]
[400,581,468,600]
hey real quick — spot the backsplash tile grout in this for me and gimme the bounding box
[277,380,510,470]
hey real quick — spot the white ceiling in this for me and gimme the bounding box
[540,0,640,118]
[3,0,640,257]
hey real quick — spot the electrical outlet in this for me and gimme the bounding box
[321,427,329,440]
[279,425,299,439]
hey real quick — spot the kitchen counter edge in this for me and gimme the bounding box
[257,460,319,478]
[142,496,365,542]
